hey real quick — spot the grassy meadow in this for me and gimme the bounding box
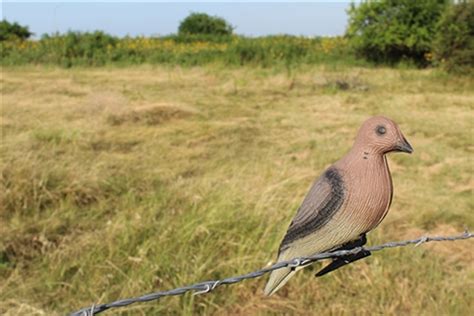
[1,64,473,315]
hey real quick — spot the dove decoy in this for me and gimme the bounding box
[264,116,413,296]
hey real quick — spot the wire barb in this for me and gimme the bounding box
[192,281,220,296]
[288,258,303,268]
[69,231,473,316]
[415,236,428,247]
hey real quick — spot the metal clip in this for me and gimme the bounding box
[288,258,309,268]
[415,236,428,247]
[193,281,220,296]
[81,304,95,316]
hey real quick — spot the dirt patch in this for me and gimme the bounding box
[314,72,370,92]
[2,233,60,267]
[89,139,140,153]
[107,104,196,126]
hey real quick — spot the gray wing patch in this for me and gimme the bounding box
[279,168,345,253]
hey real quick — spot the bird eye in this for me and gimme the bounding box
[376,125,386,135]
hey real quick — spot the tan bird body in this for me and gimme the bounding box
[264,116,413,296]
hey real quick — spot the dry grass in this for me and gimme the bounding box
[1,65,473,315]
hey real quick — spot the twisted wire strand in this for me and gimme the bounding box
[70,231,473,316]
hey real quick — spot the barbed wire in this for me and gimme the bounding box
[70,231,473,316]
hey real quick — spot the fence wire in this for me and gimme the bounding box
[70,231,473,316]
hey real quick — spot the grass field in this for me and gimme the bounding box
[1,65,473,315]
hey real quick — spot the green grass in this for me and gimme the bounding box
[1,65,473,315]
[0,34,357,68]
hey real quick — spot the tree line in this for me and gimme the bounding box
[1,1,472,73]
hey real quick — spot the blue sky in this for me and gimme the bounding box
[2,1,353,38]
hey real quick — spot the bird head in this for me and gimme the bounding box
[354,116,413,155]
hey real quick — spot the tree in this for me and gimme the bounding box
[0,20,32,41]
[346,0,447,65]
[178,13,233,36]
[433,1,474,73]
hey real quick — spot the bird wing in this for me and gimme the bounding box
[264,167,346,296]
[278,167,345,255]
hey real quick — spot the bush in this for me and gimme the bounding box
[0,32,355,68]
[346,0,447,65]
[41,31,118,67]
[0,20,32,41]
[178,13,233,36]
[433,1,474,74]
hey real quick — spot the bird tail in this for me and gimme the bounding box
[264,267,297,296]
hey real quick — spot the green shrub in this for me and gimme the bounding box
[0,20,32,41]
[163,33,235,44]
[433,1,474,74]
[346,0,447,66]
[0,32,355,68]
[178,13,233,36]
[41,31,118,67]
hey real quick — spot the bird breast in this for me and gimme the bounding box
[336,154,393,235]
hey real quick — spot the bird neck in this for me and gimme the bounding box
[349,146,385,162]
[337,146,386,172]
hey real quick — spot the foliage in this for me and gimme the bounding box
[0,20,32,41]
[42,31,118,67]
[346,0,447,65]
[0,33,355,68]
[433,1,474,74]
[178,13,233,36]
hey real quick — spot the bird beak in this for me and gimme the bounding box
[394,135,413,154]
